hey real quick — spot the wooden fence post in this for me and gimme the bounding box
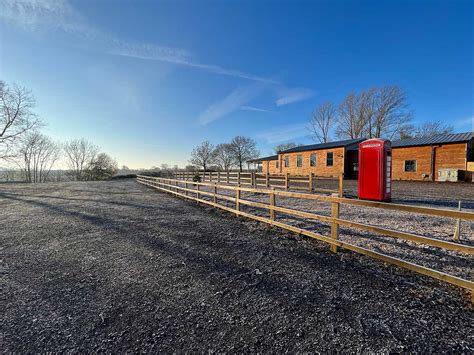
[285,173,289,190]
[453,201,462,241]
[339,174,344,197]
[196,184,200,203]
[227,171,230,184]
[185,181,188,196]
[213,183,217,204]
[238,172,241,185]
[309,173,313,192]
[266,172,270,188]
[270,188,276,221]
[235,187,241,215]
[251,172,255,187]
[330,200,340,253]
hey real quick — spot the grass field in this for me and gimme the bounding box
[1,179,473,352]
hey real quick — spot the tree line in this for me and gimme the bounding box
[0,80,117,182]
[190,85,456,167]
[189,136,259,172]
[309,85,454,143]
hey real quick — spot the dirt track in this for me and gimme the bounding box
[1,180,473,352]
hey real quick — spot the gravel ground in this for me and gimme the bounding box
[317,179,474,209]
[192,180,474,280]
[1,179,473,352]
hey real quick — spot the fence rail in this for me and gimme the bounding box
[174,171,343,196]
[137,175,474,304]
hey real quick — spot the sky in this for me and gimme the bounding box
[0,0,472,169]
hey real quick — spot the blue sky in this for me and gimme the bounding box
[0,0,472,168]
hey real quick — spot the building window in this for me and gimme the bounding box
[284,156,289,167]
[404,160,416,172]
[296,155,303,167]
[326,152,334,166]
[310,153,316,167]
[276,160,279,168]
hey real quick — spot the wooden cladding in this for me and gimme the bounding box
[264,147,346,177]
[392,143,468,181]
[261,142,470,181]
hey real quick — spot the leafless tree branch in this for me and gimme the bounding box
[309,102,336,143]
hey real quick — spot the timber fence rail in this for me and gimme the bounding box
[136,175,474,304]
[173,171,343,196]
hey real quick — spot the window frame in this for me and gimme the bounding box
[404,160,417,172]
[296,155,303,168]
[326,152,334,166]
[310,153,317,167]
[284,156,289,168]
[276,160,279,168]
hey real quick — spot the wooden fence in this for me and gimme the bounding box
[137,175,474,305]
[174,171,343,196]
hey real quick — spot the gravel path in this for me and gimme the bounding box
[1,180,473,352]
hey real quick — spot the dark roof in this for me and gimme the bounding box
[278,138,366,154]
[392,132,473,148]
[247,155,278,163]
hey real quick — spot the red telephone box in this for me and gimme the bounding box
[358,139,392,201]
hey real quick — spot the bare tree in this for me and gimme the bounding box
[214,143,234,171]
[366,86,412,139]
[185,164,197,171]
[63,138,99,181]
[19,132,60,183]
[229,136,259,172]
[309,101,336,143]
[336,92,368,139]
[189,141,216,171]
[414,120,454,137]
[87,152,118,180]
[336,86,412,140]
[274,142,302,153]
[0,81,41,160]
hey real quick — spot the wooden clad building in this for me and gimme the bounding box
[249,132,473,181]
[391,132,474,181]
[250,155,279,174]
[250,138,364,178]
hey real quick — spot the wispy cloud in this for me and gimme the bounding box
[1,0,76,29]
[240,106,272,113]
[255,123,309,143]
[197,84,266,125]
[1,0,314,123]
[0,0,278,84]
[276,87,314,106]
